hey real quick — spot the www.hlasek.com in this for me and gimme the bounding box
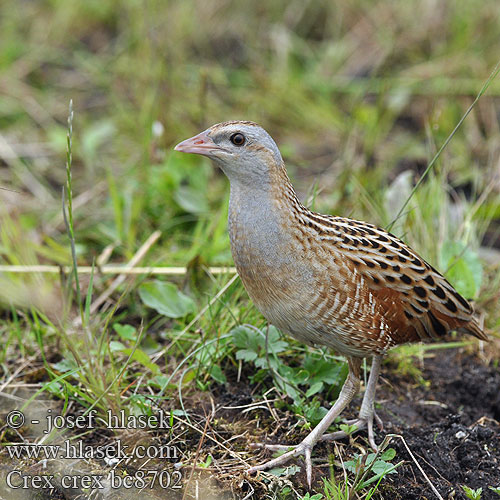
[6,439,178,461]
[3,408,183,492]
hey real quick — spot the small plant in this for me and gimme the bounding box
[232,324,288,370]
[339,423,359,436]
[319,437,401,499]
[489,486,500,496]
[199,454,213,468]
[231,324,347,424]
[300,493,323,500]
[268,465,301,478]
[462,486,482,500]
[30,103,161,424]
[344,445,399,490]
[321,475,350,500]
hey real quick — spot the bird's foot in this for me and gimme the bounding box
[343,410,383,431]
[322,411,383,451]
[248,438,316,488]
[247,412,383,486]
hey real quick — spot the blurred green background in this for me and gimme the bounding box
[1,0,500,380]
[2,0,499,268]
[1,1,500,497]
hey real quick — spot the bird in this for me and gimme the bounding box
[174,121,487,487]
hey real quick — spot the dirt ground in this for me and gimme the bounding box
[208,348,500,499]
[1,348,499,500]
[378,350,500,500]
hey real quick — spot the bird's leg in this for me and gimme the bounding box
[358,354,383,449]
[321,355,383,450]
[248,357,361,488]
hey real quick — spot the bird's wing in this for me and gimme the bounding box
[317,216,487,347]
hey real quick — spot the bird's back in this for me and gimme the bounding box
[295,210,486,351]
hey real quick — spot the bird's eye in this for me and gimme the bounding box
[230,133,245,146]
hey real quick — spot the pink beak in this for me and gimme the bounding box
[174,130,221,156]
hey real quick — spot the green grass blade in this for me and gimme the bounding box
[388,60,500,232]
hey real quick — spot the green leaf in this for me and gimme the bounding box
[52,358,78,373]
[172,409,188,417]
[279,380,300,402]
[209,365,227,384]
[440,241,482,298]
[110,339,160,375]
[182,370,196,384]
[147,375,170,389]
[114,323,137,341]
[43,381,63,394]
[231,325,288,364]
[294,399,328,425]
[381,448,396,461]
[268,465,301,477]
[232,325,261,351]
[344,452,398,478]
[200,454,213,468]
[109,340,126,352]
[340,423,358,435]
[371,459,398,476]
[119,347,160,375]
[139,281,196,318]
[306,381,324,397]
[462,486,482,500]
[301,494,323,500]
[303,355,345,387]
[255,355,280,370]
[344,459,357,472]
[235,349,258,362]
[265,325,288,351]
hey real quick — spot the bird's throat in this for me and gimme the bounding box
[227,168,305,277]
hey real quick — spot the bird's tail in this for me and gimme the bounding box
[458,317,489,341]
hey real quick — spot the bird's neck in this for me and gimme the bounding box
[228,162,303,229]
[226,163,316,318]
[227,162,307,271]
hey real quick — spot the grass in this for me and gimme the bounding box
[1,0,500,498]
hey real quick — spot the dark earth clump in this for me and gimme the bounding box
[208,348,500,499]
[187,348,500,499]
[377,350,500,500]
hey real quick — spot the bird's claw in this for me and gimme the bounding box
[374,411,384,431]
[248,439,315,488]
[247,410,381,487]
[322,414,380,451]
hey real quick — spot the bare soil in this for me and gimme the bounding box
[378,350,500,500]
[212,348,500,499]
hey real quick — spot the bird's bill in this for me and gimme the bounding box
[174,130,220,156]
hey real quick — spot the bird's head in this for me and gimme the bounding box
[174,121,283,187]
